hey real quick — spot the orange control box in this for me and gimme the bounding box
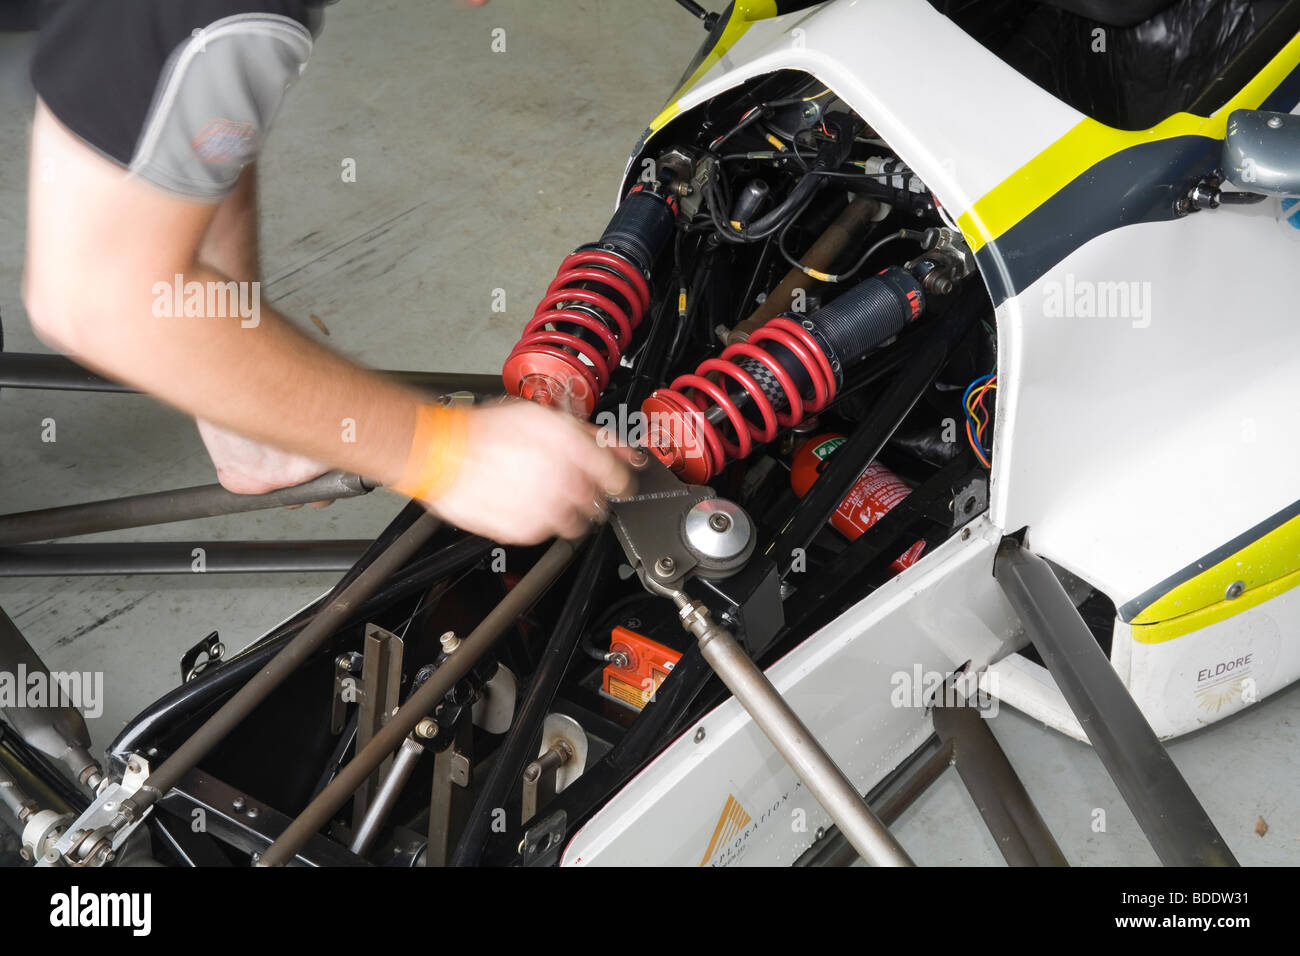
[601,626,682,711]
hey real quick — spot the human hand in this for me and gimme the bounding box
[196,418,332,505]
[419,400,633,544]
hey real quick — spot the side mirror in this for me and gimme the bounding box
[1221,108,1300,196]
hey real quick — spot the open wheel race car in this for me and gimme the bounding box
[3,0,1298,868]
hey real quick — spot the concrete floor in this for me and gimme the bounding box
[0,1,1295,866]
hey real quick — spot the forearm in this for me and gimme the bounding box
[64,263,422,488]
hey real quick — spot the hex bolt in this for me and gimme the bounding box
[1225,580,1245,600]
[654,556,677,578]
[440,631,461,653]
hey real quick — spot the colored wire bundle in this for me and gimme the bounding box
[962,373,997,468]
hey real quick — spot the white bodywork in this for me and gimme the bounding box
[564,517,1020,866]
[572,0,1300,863]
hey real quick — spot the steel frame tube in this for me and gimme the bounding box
[258,535,582,867]
[691,608,913,867]
[765,287,985,577]
[106,532,493,766]
[124,512,442,812]
[0,472,375,545]
[993,537,1237,867]
[0,540,371,576]
[0,352,503,398]
[449,531,610,866]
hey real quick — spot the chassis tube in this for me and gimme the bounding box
[449,530,611,866]
[258,535,583,867]
[0,352,504,398]
[0,540,370,576]
[765,287,985,577]
[122,512,443,815]
[683,598,913,866]
[0,472,375,545]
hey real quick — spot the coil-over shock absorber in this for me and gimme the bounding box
[502,183,678,417]
[644,265,924,483]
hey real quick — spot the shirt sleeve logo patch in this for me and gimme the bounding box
[192,119,256,163]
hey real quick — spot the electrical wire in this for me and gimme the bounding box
[962,373,997,467]
[776,219,924,284]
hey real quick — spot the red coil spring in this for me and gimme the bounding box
[644,317,838,483]
[502,249,650,416]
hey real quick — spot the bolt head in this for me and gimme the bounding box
[708,512,732,533]
[1225,580,1246,600]
[693,727,706,744]
[1268,115,1283,129]
[654,555,677,577]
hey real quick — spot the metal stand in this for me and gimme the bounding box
[993,536,1237,867]
[0,350,502,575]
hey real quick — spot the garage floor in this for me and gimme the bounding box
[0,1,1295,866]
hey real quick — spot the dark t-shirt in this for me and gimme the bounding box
[32,0,325,200]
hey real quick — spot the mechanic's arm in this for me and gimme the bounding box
[23,101,628,544]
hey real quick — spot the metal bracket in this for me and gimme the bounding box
[353,625,404,829]
[36,754,152,868]
[519,809,568,867]
[180,631,225,684]
[520,713,588,825]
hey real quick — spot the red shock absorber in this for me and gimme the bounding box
[643,317,837,484]
[643,264,926,483]
[502,186,676,418]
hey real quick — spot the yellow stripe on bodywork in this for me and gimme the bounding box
[956,29,1300,253]
[649,0,781,133]
[1129,514,1300,644]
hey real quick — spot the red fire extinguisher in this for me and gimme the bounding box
[790,433,925,575]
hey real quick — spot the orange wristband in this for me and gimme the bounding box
[390,403,470,502]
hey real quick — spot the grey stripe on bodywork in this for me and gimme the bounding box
[130,14,313,200]
[974,135,1220,305]
[1117,496,1300,623]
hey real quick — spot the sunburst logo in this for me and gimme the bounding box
[1195,677,1246,713]
[700,794,752,866]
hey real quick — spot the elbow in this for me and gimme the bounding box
[22,260,92,356]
